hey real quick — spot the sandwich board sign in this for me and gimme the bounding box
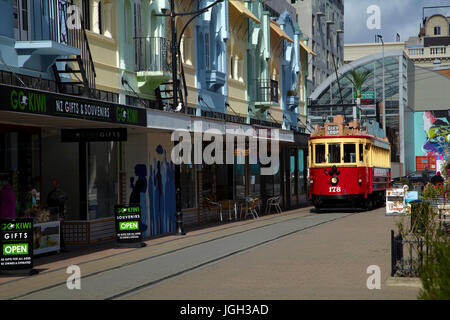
[1,218,37,275]
[114,205,145,247]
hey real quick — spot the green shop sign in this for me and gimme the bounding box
[0,218,34,271]
[114,205,142,244]
[1,84,147,127]
[354,92,375,99]
[3,243,29,256]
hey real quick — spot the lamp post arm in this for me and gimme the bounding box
[177,0,224,50]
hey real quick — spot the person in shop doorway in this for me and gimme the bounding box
[47,178,68,252]
[0,178,16,220]
[422,166,430,185]
[431,171,445,186]
[129,164,148,233]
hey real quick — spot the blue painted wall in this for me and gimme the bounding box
[195,0,229,114]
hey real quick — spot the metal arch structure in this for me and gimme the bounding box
[309,50,407,102]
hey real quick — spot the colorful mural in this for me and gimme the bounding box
[148,145,176,237]
[129,140,176,238]
[422,111,450,157]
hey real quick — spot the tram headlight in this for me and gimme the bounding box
[358,178,362,184]
[310,179,314,184]
[331,176,339,185]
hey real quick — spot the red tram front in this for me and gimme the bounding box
[308,116,391,210]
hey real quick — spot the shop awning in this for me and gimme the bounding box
[300,40,317,56]
[229,0,261,24]
[270,20,294,43]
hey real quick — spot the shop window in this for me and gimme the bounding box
[315,144,325,164]
[0,130,41,217]
[328,143,341,164]
[180,164,196,209]
[87,142,118,220]
[343,144,356,163]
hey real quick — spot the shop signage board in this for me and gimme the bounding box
[386,187,409,215]
[114,205,143,245]
[1,83,147,127]
[0,218,34,271]
[33,221,60,255]
[61,128,127,142]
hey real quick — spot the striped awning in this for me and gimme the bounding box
[270,20,294,43]
[229,0,261,24]
[300,40,317,56]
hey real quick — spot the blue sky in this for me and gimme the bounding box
[344,0,450,44]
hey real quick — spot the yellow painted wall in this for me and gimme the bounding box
[171,0,198,109]
[72,0,120,93]
[228,7,249,117]
[426,15,449,37]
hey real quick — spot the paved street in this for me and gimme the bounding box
[0,207,419,300]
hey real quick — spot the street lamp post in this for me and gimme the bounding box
[156,0,224,235]
[377,35,386,137]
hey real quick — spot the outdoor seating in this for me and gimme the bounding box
[265,196,282,214]
[240,198,259,220]
[203,195,221,221]
[219,200,236,221]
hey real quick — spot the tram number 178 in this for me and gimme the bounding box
[329,187,341,193]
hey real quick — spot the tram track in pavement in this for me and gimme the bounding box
[7,209,364,300]
[0,207,312,288]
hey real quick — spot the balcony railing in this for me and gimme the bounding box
[255,79,279,104]
[14,0,69,43]
[134,37,171,73]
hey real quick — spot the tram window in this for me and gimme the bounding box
[359,144,364,162]
[315,144,326,163]
[328,144,341,163]
[343,144,356,163]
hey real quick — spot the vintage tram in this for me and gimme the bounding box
[308,115,391,210]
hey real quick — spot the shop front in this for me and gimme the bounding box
[0,83,147,246]
[280,132,309,210]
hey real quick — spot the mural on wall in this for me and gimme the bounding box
[129,142,176,238]
[129,164,149,234]
[148,145,176,237]
[422,111,450,157]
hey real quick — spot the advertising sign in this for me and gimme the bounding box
[0,218,34,271]
[61,128,127,142]
[34,221,60,255]
[0,84,147,127]
[386,188,408,215]
[114,205,142,244]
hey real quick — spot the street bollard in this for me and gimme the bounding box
[176,211,186,235]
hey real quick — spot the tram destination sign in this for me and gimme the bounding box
[0,83,147,126]
[0,218,34,271]
[114,205,142,244]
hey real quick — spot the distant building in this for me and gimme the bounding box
[292,0,344,95]
[344,10,450,69]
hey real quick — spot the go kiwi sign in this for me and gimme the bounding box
[114,205,142,243]
[0,218,34,271]
[1,83,147,126]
